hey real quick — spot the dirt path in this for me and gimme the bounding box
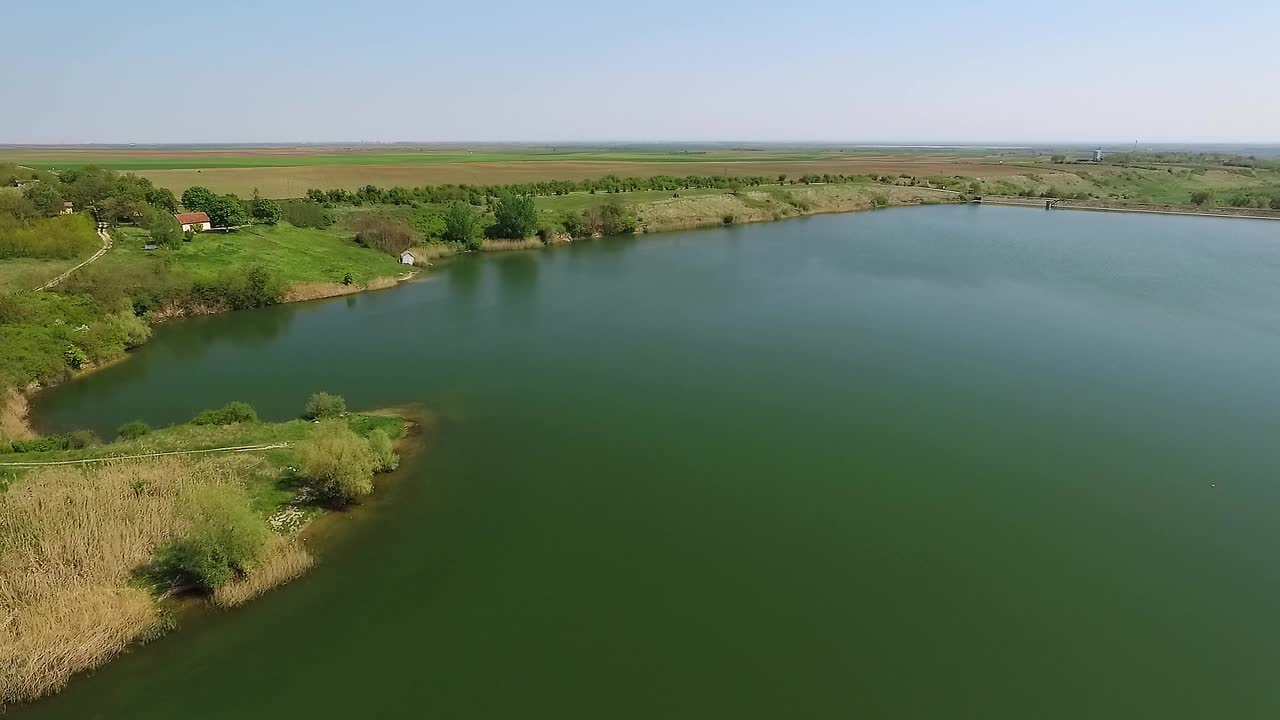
[0,442,289,467]
[35,227,112,291]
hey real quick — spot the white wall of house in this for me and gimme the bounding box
[180,221,212,232]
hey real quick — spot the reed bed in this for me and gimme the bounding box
[0,454,303,705]
[213,537,314,607]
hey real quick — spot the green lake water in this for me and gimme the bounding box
[21,205,1280,718]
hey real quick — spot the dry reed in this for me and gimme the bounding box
[212,537,314,607]
[0,455,292,705]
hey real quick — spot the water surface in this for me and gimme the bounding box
[25,206,1280,718]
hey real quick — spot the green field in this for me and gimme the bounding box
[107,223,405,286]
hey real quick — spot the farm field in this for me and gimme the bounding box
[0,145,1045,197]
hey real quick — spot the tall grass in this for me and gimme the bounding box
[212,537,314,607]
[0,455,289,705]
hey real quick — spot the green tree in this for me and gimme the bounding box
[298,422,378,506]
[145,187,179,213]
[181,186,217,212]
[205,194,248,228]
[250,189,281,225]
[116,420,152,440]
[303,392,347,420]
[368,429,399,472]
[148,213,183,250]
[490,194,538,239]
[153,483,270,592]
[1190,190,1214,206]
[22,182,64,217]
[443,202,482,249]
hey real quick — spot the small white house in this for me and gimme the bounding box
[174,211,212,233]
[399,250,416,265]
[60,201,74,215]
[1092,148,1104,162]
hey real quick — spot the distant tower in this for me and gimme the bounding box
[1092,148,1104,162]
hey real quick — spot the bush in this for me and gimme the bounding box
[191,401,258,426]
[722,213,735,225]
[303,392,346,420]
[63,344,87,369]
[67,429,100,449]
[152,483,270,592]
[1190,190,1214,206]
[560,210,587,238]
[368,429,399,472]
[871,193,890,208]
[298,422,377,506]
[117,419,152,440]
[279,200,333,228]
[351,214,414,255]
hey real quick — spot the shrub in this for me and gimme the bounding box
[351,214,414,255]
[722,213,735,225]
[368,429,399,472]
[302,392,346,420]
[152,483,270,592]
[191,401,258,426]
[279,200,333,228]
[871,193,890,208]
[1190,190,1214,206]
[117,419,152,440]
[297,422,377,506]
[63,344,88,369]
[66,429,100,449]
[560,209,587,238]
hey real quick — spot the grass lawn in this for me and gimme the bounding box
[534,187,736,212]
[0,412,406,504]
[0,256,90,293]
[104,222,405,286]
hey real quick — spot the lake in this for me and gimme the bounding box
[22,205,1280,718]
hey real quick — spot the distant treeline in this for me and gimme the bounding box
[1106,152,1280,172]
[303,173,878,207]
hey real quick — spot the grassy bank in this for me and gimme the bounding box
[0,399,410,706]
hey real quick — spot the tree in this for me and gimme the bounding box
[303,392,346,420]
[22,181,64,217]
[181,186,217,212]
[145,187,179,213]
[153,483,270,592]
[489,194,538,239]
[205,194,248,228]
[117,420,152,440]
[1190,190,1214,206]
[148,212,183,250]
[298,422,378,506]
[1050,154,1067,164]
[443,202,482,248]
[599,198,637,236]
[250,189,281,225]
[368,429,399,472]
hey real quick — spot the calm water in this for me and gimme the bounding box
[22,206,1280,718]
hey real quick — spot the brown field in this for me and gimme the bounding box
[139,159,1048,198]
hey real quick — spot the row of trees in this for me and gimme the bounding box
[180,186,280,228]
[0,164,179,226]
[303,172,874,209]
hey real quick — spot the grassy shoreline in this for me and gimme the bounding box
[0,403,416,706]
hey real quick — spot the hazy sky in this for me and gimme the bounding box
[6,0,1277,144]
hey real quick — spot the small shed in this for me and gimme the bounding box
[60,201,74,215]
[174,211,212,233]
[399,250,416,265]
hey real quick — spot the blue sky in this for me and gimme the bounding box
[5,0,1277,144]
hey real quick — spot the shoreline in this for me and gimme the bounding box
[979,196,1280,221]
[1,407,420,707]
[9,187,1267,438]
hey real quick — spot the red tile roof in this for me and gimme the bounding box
[174,212,210,224]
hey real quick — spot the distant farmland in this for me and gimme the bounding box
[0,145,1045,197]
